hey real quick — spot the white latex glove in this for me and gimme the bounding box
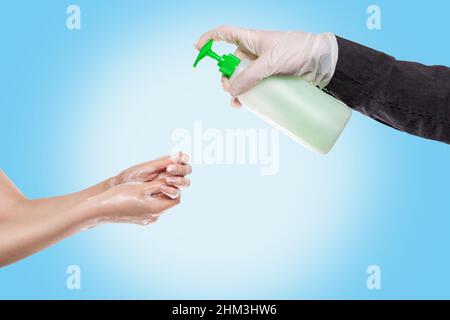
[195,25,339,107]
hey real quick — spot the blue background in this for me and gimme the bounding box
[0,0,449,299]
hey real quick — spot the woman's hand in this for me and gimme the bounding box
[110,152,191,196]
[0,153,192,267]
[88,179,180,226]
[89,153,192,225]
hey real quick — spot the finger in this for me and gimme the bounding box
[234,48,256,61]
[156,171,171,180]
[160,185,181,199]
[120,157,174,183]
[140,156,173,171]
[221,76,231,92]
[153,196,181,212]
[226,84,243,107]
[152,192,170,200]
[231,97,242,108]
[157,169,190,181]
[195,25,258,56]
[166,176,191,189]
[229,57,271,96]
[221,47,253,93]
[143,179,166,196]
[122,153,191,184]
[142,153,189,172]
[171,152,190,165]
[166,163,192,176]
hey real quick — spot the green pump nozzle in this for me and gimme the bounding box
[193,39,241,78]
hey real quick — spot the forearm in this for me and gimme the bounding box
[23,179,111,216]
[0,199,97,268]
[327,36,450,144]
[0,170,111,219]
[0,171,107,268]
[0,154,190,267]
[0,171,26,210]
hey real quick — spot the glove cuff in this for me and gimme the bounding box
[317,32,339,89]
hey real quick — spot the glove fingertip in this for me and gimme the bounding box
[229,81,247,97]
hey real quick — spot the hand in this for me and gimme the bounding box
[195,26,338,107]
[90,153,192,226]
[88,179,180,226]
[110,152,192,199]
[0,154,192,267]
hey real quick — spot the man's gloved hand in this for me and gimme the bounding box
[195,25,339,107]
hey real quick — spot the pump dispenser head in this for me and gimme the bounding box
[193,39,241,78]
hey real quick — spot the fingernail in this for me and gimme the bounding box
[181,153,190,164]
[166,177,177,184]
[170,152,181,162]
[161,185,180,199]
[231,97,241,108]
[167,164,177,174]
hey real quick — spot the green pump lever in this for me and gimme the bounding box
[193,39,241,78]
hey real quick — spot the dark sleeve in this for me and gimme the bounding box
[326,36,450,144]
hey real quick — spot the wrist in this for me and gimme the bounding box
[106,174,122,189]
[81,176,117,199]
[76,176,121,227]
[75,196,105,229]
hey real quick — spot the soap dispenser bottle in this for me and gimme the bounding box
[194,39,352,154]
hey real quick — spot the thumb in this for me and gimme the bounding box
[143,179,166,197]
[229,57,271,97]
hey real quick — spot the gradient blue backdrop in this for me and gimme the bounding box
[0,0,449,299]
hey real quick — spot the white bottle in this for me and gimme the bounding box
[194,40,352,154]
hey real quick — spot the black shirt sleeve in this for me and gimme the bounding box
[326,36,450,144]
